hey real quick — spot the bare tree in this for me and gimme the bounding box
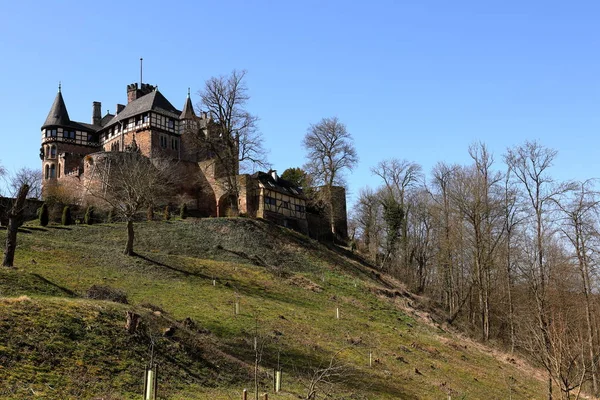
[371,159,423,273]
[8,167,42,199]
[303,117,358,236]
[3,184,29,267]
[555,179,600,395]
[84,151,178,255]
[450,143,505,341]
[196,69,268,215]
[430,162,460,315]
[504,140,570,399]
[354,187,382,262]
[304,348,351,400]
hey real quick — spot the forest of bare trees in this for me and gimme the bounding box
[351,140,600,399]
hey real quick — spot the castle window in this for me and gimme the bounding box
[49,129,57,137]
[45,146,49,157]
[88,133,94,142]
[295,204,305,213]
[143,114,149,124]
[50,145,57,158]
[167,119,174,129]
[264,196,276,206]
[45,164,49,179]
[50,164,56,178]
[171,138,179,150]
[282,201,290,209]
[70,130,75,139]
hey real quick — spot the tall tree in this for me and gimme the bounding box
[84,151,178,255]
[196,69,267,215]
[303,117,358,236]
[504,140,567,399]
[371,159,423,273]
[354,187,382,262]
[450,143,505,341]
[556,179,600,395]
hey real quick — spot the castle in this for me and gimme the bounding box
[40,81,347,238]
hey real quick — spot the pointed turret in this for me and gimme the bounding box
[180,88,196,120]
[42,84,70,129]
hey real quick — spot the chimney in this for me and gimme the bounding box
[116,104,125,114]
[271,170,278,182]
[92,101,102,125]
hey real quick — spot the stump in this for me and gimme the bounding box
[125,311,141,334]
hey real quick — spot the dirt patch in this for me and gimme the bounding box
[286,275,323,292]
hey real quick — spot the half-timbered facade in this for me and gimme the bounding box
[40,82,315,235]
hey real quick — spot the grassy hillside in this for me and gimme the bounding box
[0,218,548,399]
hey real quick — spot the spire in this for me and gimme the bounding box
[42,88,71,129]
[180,89,196,120]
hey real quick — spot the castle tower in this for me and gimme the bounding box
[41,84,70,184]
[41,84,102,198]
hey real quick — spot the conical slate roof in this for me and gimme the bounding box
[42,89,70,129]
[180,90,196,120]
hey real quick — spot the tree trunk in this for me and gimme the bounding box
[3,184,29,267]
[124,219,135,256]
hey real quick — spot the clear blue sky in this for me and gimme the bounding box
[2,1,599,206]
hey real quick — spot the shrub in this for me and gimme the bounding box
[163,206,170,221]
[39,204,49,227]
[61,206,72,226]
[84,206,94,225]
[179,203,188,219]
[86,285,128,304]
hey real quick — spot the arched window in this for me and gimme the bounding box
[50,145,57,158]
[50,164,56,178]
[45,164,50,179]
[45,146,49,157]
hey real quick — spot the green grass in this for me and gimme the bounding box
[0,218,549,399]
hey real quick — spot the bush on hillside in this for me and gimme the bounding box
[62,206,72,226]
[39,203,49,226]
[86,285,128,304]
[84,206,94,225]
